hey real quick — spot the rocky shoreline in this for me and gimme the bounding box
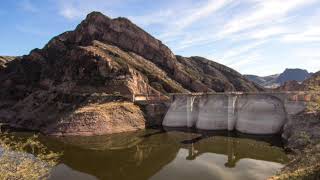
[270,112,320,179]
[0,92,147,136]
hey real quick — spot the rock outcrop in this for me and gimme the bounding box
[0,56,16,69]
[272,112,320,179]
[0,11,260,136]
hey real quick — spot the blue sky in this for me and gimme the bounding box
[0,0,319,76]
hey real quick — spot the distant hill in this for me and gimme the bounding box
[277,68,311,84]
[245,68,312,88]
[278,71,320,91]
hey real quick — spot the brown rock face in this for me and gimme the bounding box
[176,56,262,92]
[277,80,304,91]
[302,71,320,90]
[0,11,261,136]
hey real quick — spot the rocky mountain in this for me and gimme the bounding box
[0,12,260,136]
[244,74,279,88]
[277,71,320,91]
[245,68,312,88]
[278,68,311,84]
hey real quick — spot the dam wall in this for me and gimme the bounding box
[162,93,308,134]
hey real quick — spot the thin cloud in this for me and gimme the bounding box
[15,25,50,36]
[282,27,320,42]
[174,0,232,30]
[248,27,289,40]
[158,0,233,40]
[227,52,261,69]
[57,0,123,20]
[222,40,266,59]
[19,0,38,13]
[217,0,317,38]
[130,10,174,26]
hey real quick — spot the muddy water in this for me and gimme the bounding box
[13,129,289,180]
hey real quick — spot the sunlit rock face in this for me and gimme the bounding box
[163,93,297,135]
[236,95,286,134]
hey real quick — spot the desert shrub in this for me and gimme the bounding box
[0,134,61,180]
[307,77,320,112]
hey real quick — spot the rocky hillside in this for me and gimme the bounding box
[0,56,16,69]
[277,71,320,91]
[245,68,312,88]
[0,12,260,136]
[301,71,320,90]
[245,74,280,88]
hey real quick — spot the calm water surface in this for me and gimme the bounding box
[13,129,289,180]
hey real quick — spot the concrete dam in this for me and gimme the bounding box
[162,92,310,135]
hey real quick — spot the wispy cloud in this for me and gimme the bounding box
[281,11,320,43]
[247,26,290,40]
[15,25,50,36]
[222,40,266,59]
[227,52,261,69]
[218,0,317,38]
[130,10,175,26]
[282,27,320,42]
[19,0,38,13]
[57,0,124,20]
[174,0,232,30]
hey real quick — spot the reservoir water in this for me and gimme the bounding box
[12,129,289,180]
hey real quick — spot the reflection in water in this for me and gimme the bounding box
[12,129,288,180]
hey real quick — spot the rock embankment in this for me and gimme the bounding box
[270,112,320,179]
[2,91,145,136]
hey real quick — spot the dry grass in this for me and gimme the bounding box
[0,134,61,180]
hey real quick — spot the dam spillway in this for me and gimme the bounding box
[162,92,309,135]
